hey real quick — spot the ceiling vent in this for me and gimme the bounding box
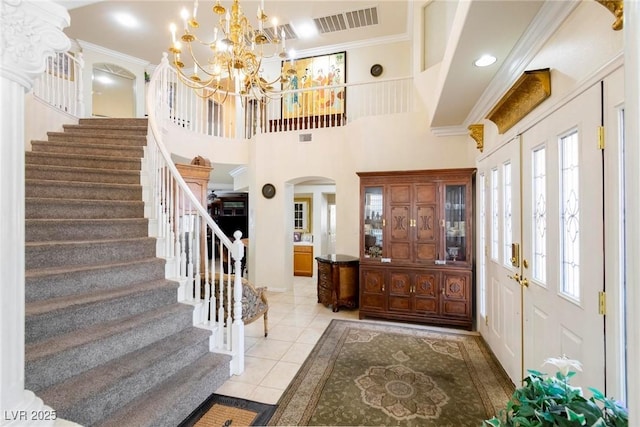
[314,14,347,34]
[245,23,298,45]
[314,6,379,34]
[346,7,379,29]
[263,23,298,41]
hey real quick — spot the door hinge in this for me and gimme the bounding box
[598,126,605,150]
[598,291,606,315]
[485,315,489,326]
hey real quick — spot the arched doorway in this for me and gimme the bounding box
[92,63,136,117]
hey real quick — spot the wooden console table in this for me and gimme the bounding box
[315,254,359,312]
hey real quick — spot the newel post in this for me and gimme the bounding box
[230,231,245,375]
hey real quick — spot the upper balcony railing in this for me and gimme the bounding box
[159,55,415,140]
[32,51,84,117]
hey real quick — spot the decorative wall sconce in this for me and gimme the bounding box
[468,124,484,153]
[595,0,624,30]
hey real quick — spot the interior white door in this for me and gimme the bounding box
[520,82,604,392]
[477,138,522,384]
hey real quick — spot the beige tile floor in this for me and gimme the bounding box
[214,275,359,404]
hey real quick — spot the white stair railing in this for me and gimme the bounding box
[145,54,246,375]
[32,51,84,117]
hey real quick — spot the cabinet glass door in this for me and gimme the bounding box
[363,187,384,258]
[444,184,467,262]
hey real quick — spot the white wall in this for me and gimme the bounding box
[25,94,78,146]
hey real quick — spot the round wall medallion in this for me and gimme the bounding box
[370,64,383,77]
[261,183,276,199]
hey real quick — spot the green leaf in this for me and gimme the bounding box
[484,417,501,427]
[565,407,586,424]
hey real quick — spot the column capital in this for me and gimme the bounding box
[1,0,70,89]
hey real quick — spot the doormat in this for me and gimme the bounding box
[179,393,277,427]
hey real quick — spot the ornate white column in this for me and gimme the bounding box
[0,1,69,425]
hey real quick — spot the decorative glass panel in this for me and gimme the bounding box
[532,147,547,283]
[503,162,512,266]
[491,168,499,259]
[560,131,580,299]
[364,187,384,258]
[479,173,487,317]
[445,184,467,262]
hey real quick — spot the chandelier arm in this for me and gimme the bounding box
[169,0,290,102]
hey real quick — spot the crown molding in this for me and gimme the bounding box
[430,125,468,137]
[77,39,150,67]
[229,166,248,178]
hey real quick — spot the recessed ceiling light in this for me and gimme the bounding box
[294,22,318,39]
[114,12,139,28]
[474,54,497,67]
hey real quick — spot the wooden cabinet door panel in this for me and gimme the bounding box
[414,183,437,203]
[388,271,412,313]
[389,184,411,203]
[414,272,439,314]
[416,205,437,262]
[294,247,314,276]
[442,272,471,318]
[389,185,411,262]
[360,268,386,311]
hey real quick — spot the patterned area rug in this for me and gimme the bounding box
[179,394,277,427]
[269,320,514,426]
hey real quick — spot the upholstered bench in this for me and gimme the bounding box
[208,273,269,337]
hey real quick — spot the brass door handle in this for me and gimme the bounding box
[507,273,529,288]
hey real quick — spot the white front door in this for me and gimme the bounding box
[477,138,522,384]
[520,82,606,391]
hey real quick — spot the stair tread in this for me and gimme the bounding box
[25,303,193,362]
[38,327,212,411]
[26,278,177,317]
[27,197,143,204]
[26,218,147,225]
[26,178,141,189]
[25,257,163,279]
[26,150,141,163]
[63,124,147,131]
[97,352,230,427]
[32,140,144,151]
[25,236,155,248]
[48,130,146,139]
[26,163,140,176]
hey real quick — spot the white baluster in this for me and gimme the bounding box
[230,231,245,374]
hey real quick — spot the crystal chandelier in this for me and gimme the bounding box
[168,0,294,100]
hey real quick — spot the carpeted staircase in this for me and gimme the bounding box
[24,118,231,427]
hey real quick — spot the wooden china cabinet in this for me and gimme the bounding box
[356,168,476,330]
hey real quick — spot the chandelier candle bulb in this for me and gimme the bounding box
[193,0,198,19]
[181,8,189,31]
[170,23,176,43]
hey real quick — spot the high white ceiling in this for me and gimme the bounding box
[55,0,568,186]
[58,0,555,127]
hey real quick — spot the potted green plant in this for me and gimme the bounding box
[485,356,628,427]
